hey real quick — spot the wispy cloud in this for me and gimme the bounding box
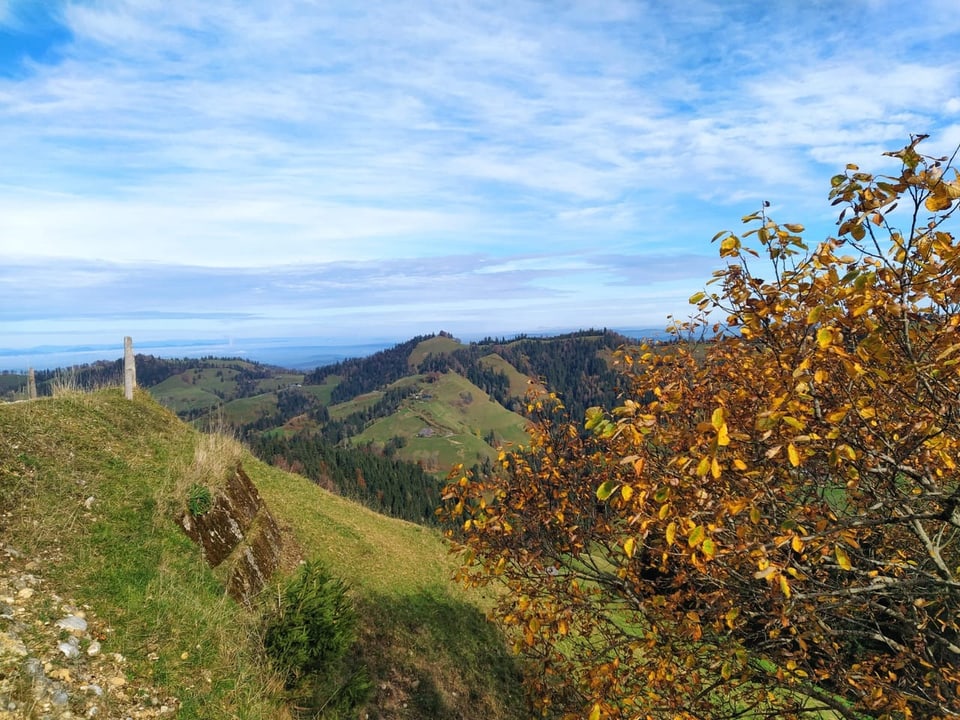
[1,0,959,351]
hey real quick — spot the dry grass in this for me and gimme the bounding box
[49,369,83,397]
[163,418,246,524]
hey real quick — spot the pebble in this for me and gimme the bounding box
[58,637,80,659]
[0,549,179,718]
[58,615,89,633]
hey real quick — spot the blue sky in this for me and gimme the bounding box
[2,0,960,357]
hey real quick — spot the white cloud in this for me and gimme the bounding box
[2,0,960,344]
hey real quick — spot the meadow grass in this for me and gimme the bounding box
[0,389,526,719]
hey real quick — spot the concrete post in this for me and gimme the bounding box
[124,336,136,400]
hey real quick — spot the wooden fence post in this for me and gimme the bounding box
[27,368,37,400]
[124,337,136,400]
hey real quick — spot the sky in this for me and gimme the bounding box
[2,0,960,362]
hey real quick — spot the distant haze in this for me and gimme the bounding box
[0,328,675,372]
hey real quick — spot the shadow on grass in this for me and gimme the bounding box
[356,586,528,720]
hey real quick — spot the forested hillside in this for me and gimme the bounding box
[7,330,639,527]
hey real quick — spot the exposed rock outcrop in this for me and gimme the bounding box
[179,465,282,604]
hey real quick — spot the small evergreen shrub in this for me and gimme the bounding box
[263,560,369,716]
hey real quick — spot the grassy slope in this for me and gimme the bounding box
[147,372,222,414]
[406,336,464,368]
[147,361,307,419]
[478,352,540,399]
[219,393,278,425]
[351,372,530,474]
[0,390,525,720]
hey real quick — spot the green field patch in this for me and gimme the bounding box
[149,375,223,414]
[219,393,278,425]
[253,372,304,393]
[328,390,385,419]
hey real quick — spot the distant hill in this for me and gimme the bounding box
[5,329,640,526]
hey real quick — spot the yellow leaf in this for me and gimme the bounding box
[666,521,677,546]
[787,443,800,467]
[750,506,761,524]
[782,416,804,431]
[733,458,747,471]
[720,235,740,257]
[835,545,853,571]
[925,192,952,212]
[621,484,634,502]
[806,306,822,324]
[658,503,670,520]
[696,456,711,477]
[827,407,849,424]
[791,535,803,553]
[711,457,722,479]
[779,574,791,598]
[623,537,636,558]
[717,423,730,446]
[589,703,601,720]
[725,607,740,629]
[711,407,725,430]
[817,327,833,348]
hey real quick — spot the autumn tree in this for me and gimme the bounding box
[441,136,960,720]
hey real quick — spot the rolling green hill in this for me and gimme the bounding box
[349,371,530,473]
[0,389,525,719]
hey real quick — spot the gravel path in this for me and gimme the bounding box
[0,544,178,719]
